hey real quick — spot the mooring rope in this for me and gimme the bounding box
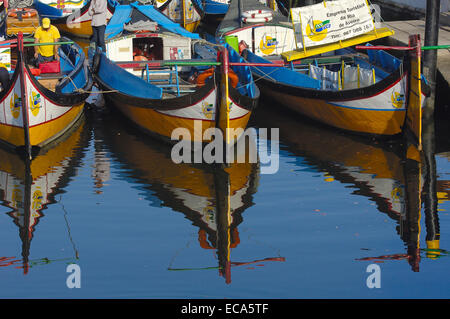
[64,75,118,94]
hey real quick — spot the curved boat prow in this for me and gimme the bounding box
[0,32,92,159]
[405,34,427,160]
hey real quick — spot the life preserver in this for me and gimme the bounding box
[242,9,272,19]
[134,55,148,61]
[227,68,239,88]
[8,8,37,18]
[196,67,239,88]
[196,67,214,86]
[133,55,148,71]
[241,9,273,23]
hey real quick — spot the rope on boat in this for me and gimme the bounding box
[191,39,280,88]
[64,75,118,94]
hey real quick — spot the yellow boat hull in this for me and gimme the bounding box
[263,85,406,135]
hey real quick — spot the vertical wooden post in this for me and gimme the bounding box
[218,46,230,147]
[18,32,32,160]
[423,0,441,121]
[422,119,440,259]
[182,0,186,29]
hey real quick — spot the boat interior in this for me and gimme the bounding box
[2,37,88,93]
[105,32,257,99]
[2,4,88,94]
[245,46,404,91]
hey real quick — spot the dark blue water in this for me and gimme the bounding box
[0,100,449,299]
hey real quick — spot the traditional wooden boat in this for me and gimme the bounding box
[216,0,428,141]
[0,30,92,158]
[152,0,204,33]
[34,0,116,39]
[202,0,229,29]
[92,3,259,145]
[34,0,88,16]
[0,116,88,274]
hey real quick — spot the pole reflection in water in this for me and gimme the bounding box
[254,105,445,272]
[0,118,89,274]
[436,152,450,218]
[97,110,285,284]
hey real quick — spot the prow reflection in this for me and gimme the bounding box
[255,107,444,272]
[100,111,285,284]
[0,118,89,274]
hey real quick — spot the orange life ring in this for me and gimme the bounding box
[133,55,147,71]
[134,55,148,61]
[8,8,37,18]
[228,69,239,88]
[196,67,214,87]
[196,67,239,88]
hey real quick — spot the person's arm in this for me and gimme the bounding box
[54,38,60,60]
[34,37,39,58]
[88,0,95,16]
[53,27,61,60]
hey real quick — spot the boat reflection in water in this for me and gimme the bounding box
[255,106,445,272]
[0,118,88,274]
[99,112,285,284]
[437,152,450,210]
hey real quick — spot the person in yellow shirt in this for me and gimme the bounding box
[34,18,60,65]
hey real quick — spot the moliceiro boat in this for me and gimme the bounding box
[0,32,92,158]
[92,3,259,145]
[34,0,88,16]
[217,0,428,142]
[34,0,116,39]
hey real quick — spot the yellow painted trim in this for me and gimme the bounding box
[282,28,395,61]
[55,20,93,38]
[182,0,186,29]
[406,51,423,151]
[0,104,84,147]
[115,103,252,142]
[29,104,84,146]
[0,123,24,147]
[183,20,201,33]
[0,120,85,179]
[262,87,405,135]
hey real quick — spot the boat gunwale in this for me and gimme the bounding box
[23,39,92,107]
[242,49,408,104]
[93,53,258,112]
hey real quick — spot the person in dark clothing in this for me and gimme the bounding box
[89,0,108,52]
[0,65,10,92]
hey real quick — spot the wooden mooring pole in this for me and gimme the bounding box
[423,0,441,121]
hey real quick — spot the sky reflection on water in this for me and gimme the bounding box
[0,101,449,298]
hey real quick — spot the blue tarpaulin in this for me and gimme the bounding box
[105,2,201,40]
[204,0,229,15]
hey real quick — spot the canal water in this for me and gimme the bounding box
[0,97,449,299]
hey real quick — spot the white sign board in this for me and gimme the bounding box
[291,0,374,49]
[0,48,11,71]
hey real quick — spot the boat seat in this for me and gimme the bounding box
[37,73,67,91]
